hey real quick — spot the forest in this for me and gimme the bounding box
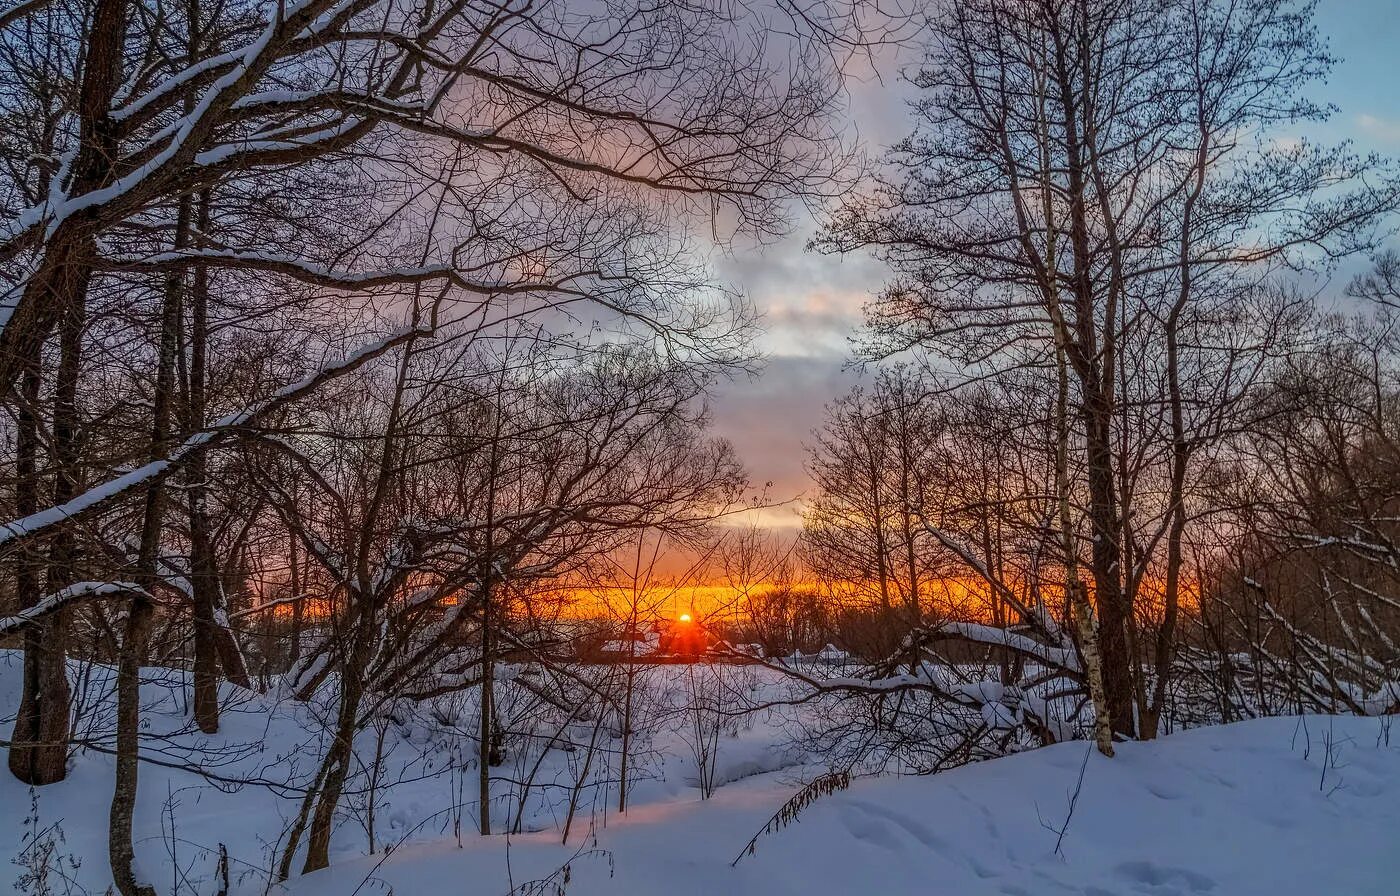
[0,0,1398,894]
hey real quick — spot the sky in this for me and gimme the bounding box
[707,0,1400,536]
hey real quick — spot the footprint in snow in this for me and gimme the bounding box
[838,812,901,852]
[1113,860,1217,894]
[1143,781,1185,801]
[842,798,949,851]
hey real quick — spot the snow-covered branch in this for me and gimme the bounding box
[0,324,431,552]
[0,581,150,636]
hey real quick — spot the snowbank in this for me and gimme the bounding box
[287,715,1400,896]
[1,647,1396,895]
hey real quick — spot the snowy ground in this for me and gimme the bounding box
[2,650,1398,895]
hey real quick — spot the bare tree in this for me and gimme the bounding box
[819,0,1397,744]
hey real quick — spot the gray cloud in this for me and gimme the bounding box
[699,40,921,529]
[710,355,866,529]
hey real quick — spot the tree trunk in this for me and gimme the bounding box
[1083,396,1135,739]
[185,189,252,729]
[618,594,638,814]
[866,443,893,656]
[8,363,71,785]
[478,576,495,835]
[1033,57,1118,753]
[896,414,922,672]
[110,153,183,896]
[109,599,158,896]
[185,194,219,732]
[302,618,372,873]
[1056,345,1115,758]
[301,683,360,872]
[1051,14,1137,741]
[288,522,303,666]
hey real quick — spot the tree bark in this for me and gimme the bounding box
[302,614,373,872]
[8,362,72,785]
[109,138,183,896]
[0,0,128,394]
[1061,111,1135,740]
[185,190,251,730]
[1083,394,1135,738]
[478,583,495,835]
[1057,345,1115,757]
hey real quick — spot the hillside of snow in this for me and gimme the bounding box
[2,650,1397,895]
[285,717,1400,896]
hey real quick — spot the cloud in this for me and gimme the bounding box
[699,217,885,534]
[1357,114,1400,145]
[698,37,920,533]
[710,355,867,530]
[712,207,891,361]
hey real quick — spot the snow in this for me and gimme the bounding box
[1,651,1398,895]
[0,581,147,636]
[284,717,1400,896]
[940,621,1082,671]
